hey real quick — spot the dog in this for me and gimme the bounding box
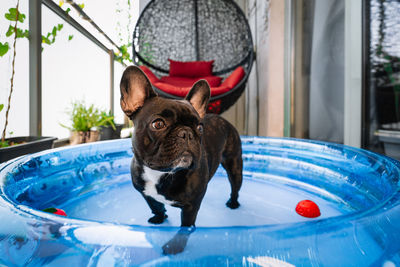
[120,66,243,254]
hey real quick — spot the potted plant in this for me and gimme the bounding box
[0,4,58,163]
[61,101,117,145]
[98,111,123,140]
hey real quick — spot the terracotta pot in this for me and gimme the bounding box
[70,131,99,145]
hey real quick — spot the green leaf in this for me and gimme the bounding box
[120,45,127,53]
[0,140,10,148]
[6,25,14,37]
[65,8,71,15]
[52,26,57,36]
[57,24,63,31]
[5,8,17,21]
[23,29,29,38]
[42,36,51,45]
[68,35,73,41]
[0,104,4,112]
[18,14,26,23]
[5,8,26,23]
[43,208,58,213]
[78,3,85,9]
[0,42,9,57]
[16,28,28,38]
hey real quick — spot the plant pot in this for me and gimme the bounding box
[375,129,400,161]
[0,136,57,163]
[99,124,123,140]
[70,131,100,145]
[376,84,400,125]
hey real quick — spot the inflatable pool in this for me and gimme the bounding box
[1,136,400,266]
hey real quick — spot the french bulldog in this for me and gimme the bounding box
[120,66,243,254]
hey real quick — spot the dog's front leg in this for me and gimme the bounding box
[162,204,200,255]
[143,195,168,224]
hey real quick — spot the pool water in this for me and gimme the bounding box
[1,136,400,266]
[61,171,345,227]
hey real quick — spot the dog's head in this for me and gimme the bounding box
[120,66,210,172]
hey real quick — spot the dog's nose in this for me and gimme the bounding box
[178,128,193,140]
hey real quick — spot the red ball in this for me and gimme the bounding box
[295,200,321,218]
[53,208,67,216]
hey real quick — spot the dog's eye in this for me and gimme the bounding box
[152,119,166,130]
[197,124,204,133]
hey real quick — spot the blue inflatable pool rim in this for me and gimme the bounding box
[1,136,400,266]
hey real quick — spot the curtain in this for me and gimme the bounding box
[309,0,345,143]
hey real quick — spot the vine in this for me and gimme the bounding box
[0,1,82,147]
[114,0,134,65]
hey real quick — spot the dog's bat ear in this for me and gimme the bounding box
[120,65,157,118]
[185,80,211,118]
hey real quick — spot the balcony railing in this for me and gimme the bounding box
[29,0,126,136]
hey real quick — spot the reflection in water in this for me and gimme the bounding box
[369,0,400,128]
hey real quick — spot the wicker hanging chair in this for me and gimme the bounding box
[133,0,254,114]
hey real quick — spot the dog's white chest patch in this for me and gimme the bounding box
[142,166,174,205]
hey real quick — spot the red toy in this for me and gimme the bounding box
[295,200,321,218]
[42,207,67,217]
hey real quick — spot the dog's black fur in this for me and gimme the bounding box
[120,66,243,254]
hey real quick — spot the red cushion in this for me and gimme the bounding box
[160,75,222,87]
[154,82,231,98]
[202,76,223,87]
[210,85,230,96]
[139,66,159,84]
[154,82,190,97]
[221,66,245,88]
[169,59,214,77]
[160,76,198,87]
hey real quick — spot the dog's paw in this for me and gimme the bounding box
[162,240,185,255]
[148,214,168,224]
[226,198,240,209]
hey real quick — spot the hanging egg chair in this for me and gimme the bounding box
[133,0,254,114]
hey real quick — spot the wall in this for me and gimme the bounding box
[217,0,286,137]
[245,0,285,137]
[221,0,248,135]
